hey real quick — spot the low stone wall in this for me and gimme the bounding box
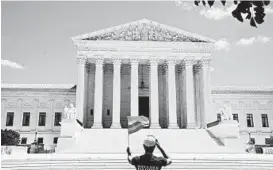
[1,146,28,155]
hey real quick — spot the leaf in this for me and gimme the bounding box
[252,1,264,7]
[221,0,226,6]
[232,9,244,22]
[234,1,238,5]
[194,0,200,6]
[202,0,206,6]
[263,1,270,6]
[250,17,257,27]
[254,15,265,24]
[254,6,265,13]
[208,0,215,7]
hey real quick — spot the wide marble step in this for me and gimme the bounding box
[2,154,273,170]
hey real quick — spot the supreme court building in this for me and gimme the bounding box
[1,19,273,148]
[73,19,214,130]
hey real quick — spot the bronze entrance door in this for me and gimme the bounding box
[139,96,150,127]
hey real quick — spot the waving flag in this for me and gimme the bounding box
[127,116,150,134]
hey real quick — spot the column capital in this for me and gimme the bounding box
[95,57,104,66]
[183,59,196,67]
[130,58,139,66]
[199,59,211,67]
[77,56,87,65]
[166,58,176,66]
[113,57,122,65]
[149,57,160,66]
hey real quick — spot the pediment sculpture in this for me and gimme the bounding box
[64,103,77,120]
[83,23,205,42]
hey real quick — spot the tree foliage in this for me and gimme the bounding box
[1,129,20,146]
[194,1,271,27]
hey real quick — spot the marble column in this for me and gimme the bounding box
[130,58,139,117]
[32,98,39,131]
[183,59,196,129]
[194,65,201,128]
[149,58,160,128]
[76,56,88,125]
[49,99,55,130]
[199,59,212,127]
[166,58,179,129]
[93,57,104,129]
[16,98,23,131]
[111,57,122,128]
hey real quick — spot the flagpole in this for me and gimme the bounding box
[128,129,130,147]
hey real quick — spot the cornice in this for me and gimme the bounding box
[211,86,273,93]
[2,84,273,94]
[1,84,76,90]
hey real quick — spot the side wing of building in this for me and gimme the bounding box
[1,84,273,147]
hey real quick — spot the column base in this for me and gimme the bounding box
[168,123,179,129]
[150,123,161,129]
[187,123,197,129]
[92,123,103,129]
[111,123,121,129]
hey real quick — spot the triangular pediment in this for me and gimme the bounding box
[72,19,215,43]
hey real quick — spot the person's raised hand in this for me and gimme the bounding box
[155,139,161,148]
[126,147,131,156]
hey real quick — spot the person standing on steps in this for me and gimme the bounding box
[127,135,172,170]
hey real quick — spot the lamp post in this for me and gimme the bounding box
[34,131,37,142]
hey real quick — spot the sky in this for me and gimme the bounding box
[1,1,273,86]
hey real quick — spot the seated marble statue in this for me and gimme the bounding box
[219,105,232,121]
[64,103,77,120]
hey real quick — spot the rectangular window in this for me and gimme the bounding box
[250,138,255,144]
[261,114,269,127]
[38,112,46,126]
[246,114,254,127]
[54,112,62,126]
[217,113,221,121]
[53,137,58,144]
[265,138,271,144]
[107,109,110,116]
[90,109,93,116]
[21,137,27,144]
[37,137,43,144]
[22,112,30,126]
[232,113,239,122]
[6,112,14,126]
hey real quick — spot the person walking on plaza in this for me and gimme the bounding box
[127,135,172,170]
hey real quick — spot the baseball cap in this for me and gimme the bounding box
[143,135,156,147]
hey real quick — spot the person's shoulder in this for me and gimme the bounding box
[154,156,168,166]
[131,156,140,165]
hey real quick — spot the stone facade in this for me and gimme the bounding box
[1,84,273,147]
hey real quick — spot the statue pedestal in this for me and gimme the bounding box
[55,119,83,153]
[207,120,245,152]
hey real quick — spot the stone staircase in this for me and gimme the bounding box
[2,153,273,169]
[56,129,240,154]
